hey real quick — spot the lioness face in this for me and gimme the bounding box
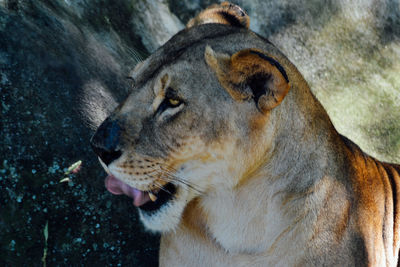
[91,25,290,232]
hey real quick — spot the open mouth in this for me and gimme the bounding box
[105,175,176,212]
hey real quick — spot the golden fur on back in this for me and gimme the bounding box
[91,3,400,266]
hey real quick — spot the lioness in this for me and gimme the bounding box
[91,3,400,266]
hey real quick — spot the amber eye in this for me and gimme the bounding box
[155,87,184,116]
[168,98,181,107]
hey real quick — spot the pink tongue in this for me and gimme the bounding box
[105,175,151,207]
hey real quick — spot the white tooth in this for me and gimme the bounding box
[149,192,157,202]
[99,158,111,174]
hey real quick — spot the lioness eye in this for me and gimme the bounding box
[155,88,184,117]
[168,98,181,107]
[165,88,183,108]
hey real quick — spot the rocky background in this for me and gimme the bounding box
[1,0,399,266]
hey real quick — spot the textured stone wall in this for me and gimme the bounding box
[1,0,399,266]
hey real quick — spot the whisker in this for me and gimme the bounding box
[152,179,173,195]
[143,164,204,194]
[150,166,191,190]
[157,166,204,194]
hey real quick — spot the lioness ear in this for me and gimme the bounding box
[205,46,290,113]
[187,2,249,29]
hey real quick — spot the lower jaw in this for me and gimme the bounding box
[139,183,177,213]
[138,185,192,233]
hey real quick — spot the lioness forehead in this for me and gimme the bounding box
[130,23,287,88]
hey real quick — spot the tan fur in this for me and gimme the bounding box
[91,3,400,266]
[187,2,249,29]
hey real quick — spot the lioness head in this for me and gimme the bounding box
[91,3,304,232]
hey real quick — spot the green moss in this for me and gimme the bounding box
[307,13,400,163]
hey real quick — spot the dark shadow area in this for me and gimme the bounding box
[0,1,158,266]
[377,0,400,44]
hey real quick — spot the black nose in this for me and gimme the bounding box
[90,118,122,166]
